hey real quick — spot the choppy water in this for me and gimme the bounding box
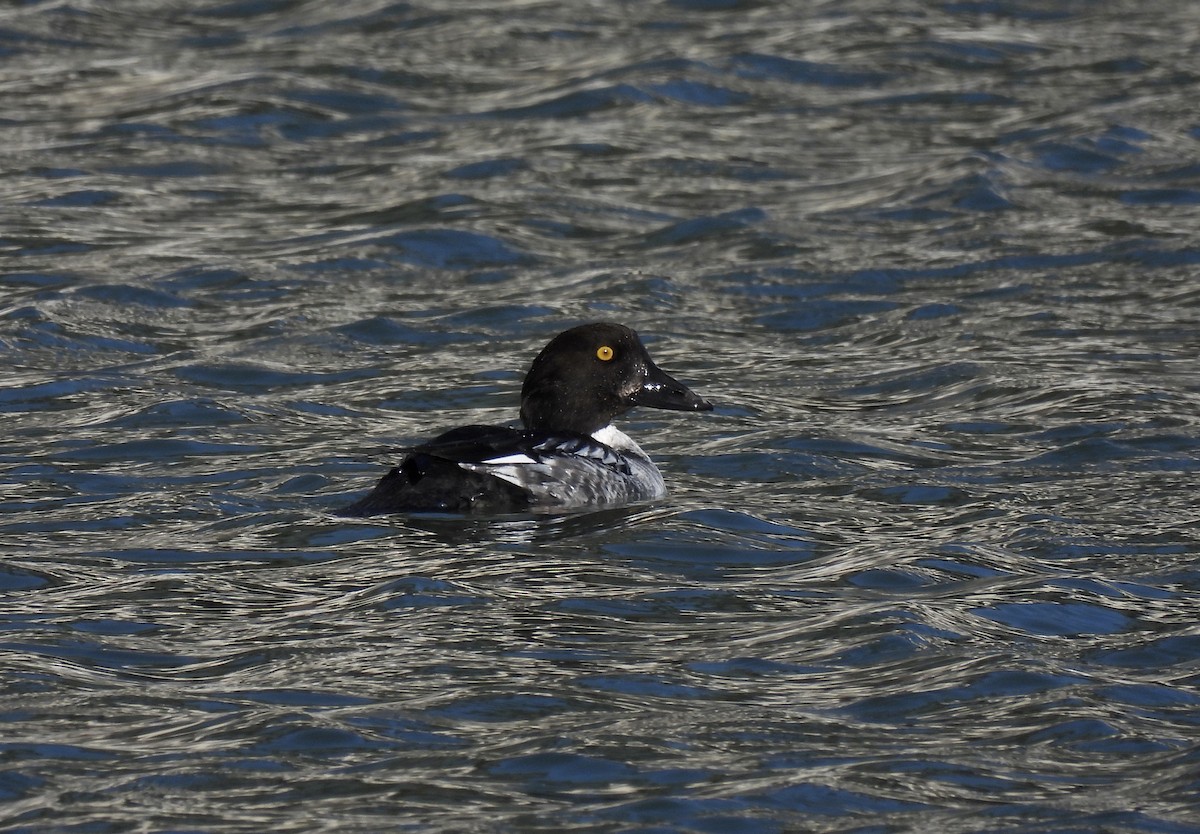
[3,0,1200,831]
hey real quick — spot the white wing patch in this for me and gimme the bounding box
[478,453,539,465]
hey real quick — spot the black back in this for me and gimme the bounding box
[338,426,536,515]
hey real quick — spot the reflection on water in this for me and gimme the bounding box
[2,0,1199,830]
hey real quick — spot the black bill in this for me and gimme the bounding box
[633,360,713,412]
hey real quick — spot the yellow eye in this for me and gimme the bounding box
[596,345,614,361]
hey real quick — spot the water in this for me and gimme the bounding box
[2,0,1199,831]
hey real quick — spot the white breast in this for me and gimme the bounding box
[591,424,648,456]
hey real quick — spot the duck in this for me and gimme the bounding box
[338,322,713,515]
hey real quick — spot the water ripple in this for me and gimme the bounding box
[2,0,1200,831]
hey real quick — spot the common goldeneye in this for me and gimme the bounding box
[339,322,713,515]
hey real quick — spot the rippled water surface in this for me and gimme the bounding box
[3,0,1200,831]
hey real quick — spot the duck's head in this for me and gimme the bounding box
[519,322,713,435]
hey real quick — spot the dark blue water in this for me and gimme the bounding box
[3,0,1200,831]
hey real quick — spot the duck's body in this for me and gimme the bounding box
[339,323,712,516]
